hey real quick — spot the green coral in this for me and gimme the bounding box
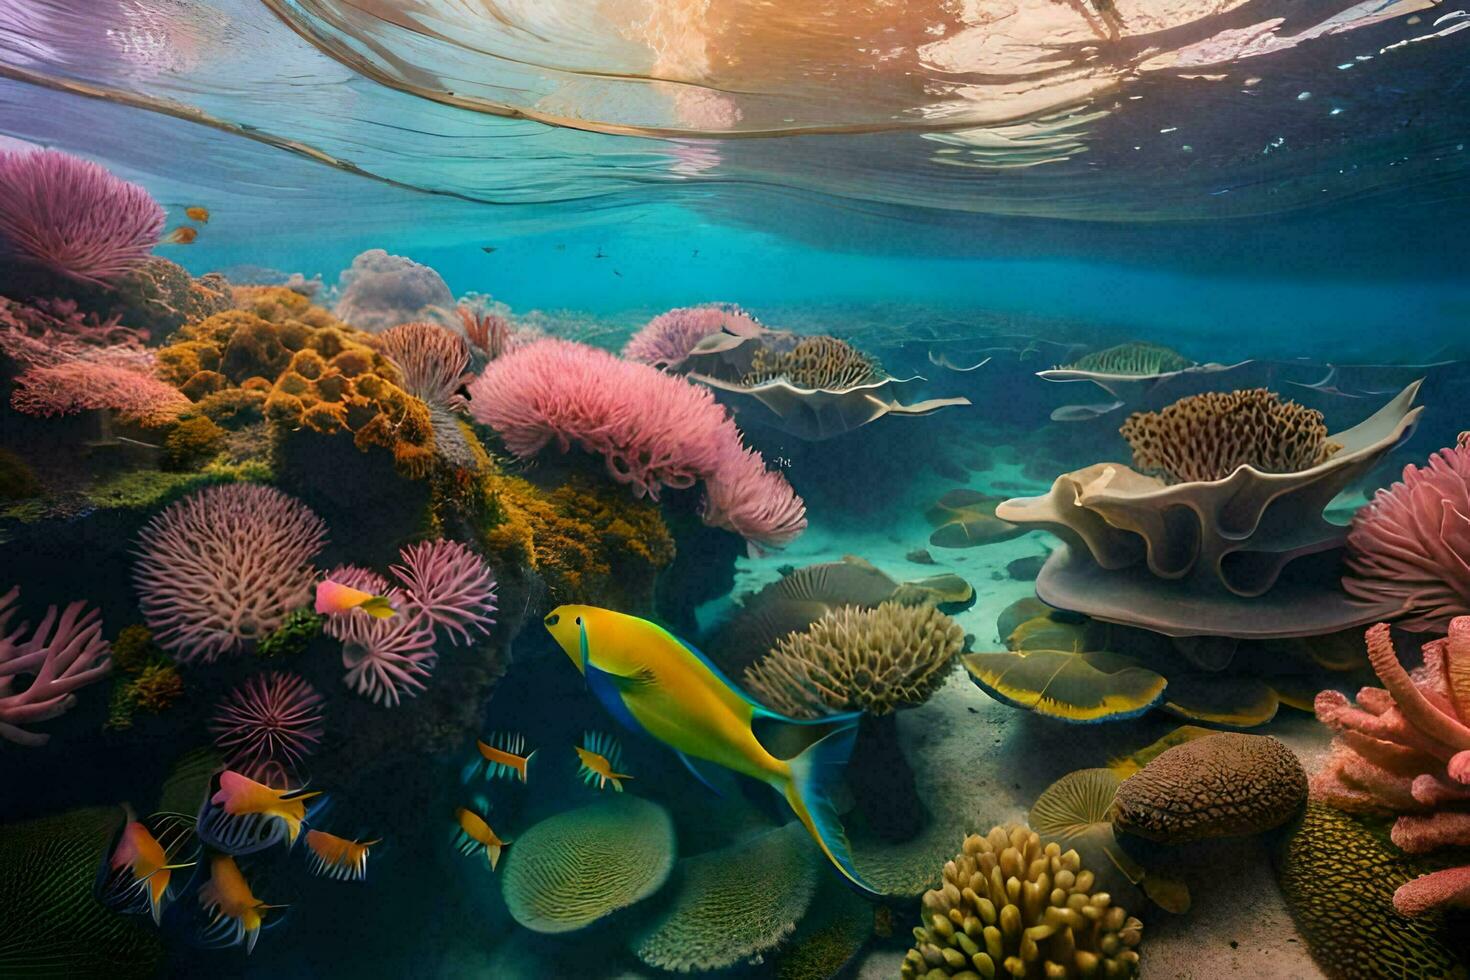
[256,608,324,659]
[161,415,226,471]
[0,448,42,500]
[2,459,272,525]
[774,880,874,980]
[104,682,138,732]
[129,662,183,712]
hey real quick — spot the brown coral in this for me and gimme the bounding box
[743,601,963,718]
[901,825,1143,980]
[128,662,183,712]
[1112,732,1307,843]
[742,336,881,391]
[1119,388,1340,484]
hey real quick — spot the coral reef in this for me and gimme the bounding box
[208,670,325,777]
[771,878,875,980]
[322,565,437,706]
[1112,732,1307,843]
[456,303,517,361]
[1059,342,1193,376]
[901,825,1143,979]
[0,148,164,286]
[1119,388,1340,484]
[1312,618,1470,916]
[128,661,183,712]
[390,538,497,646]
[622,303,762,370]
[501,796,676,934]
[1276,803,1468,979]
[255,608,323,659]
[700,444,809,554]
[743,601,962,718]
[131,483,327,662]
[630,822,821,972]
[375,319,470,405]
[1343,435,1470,632]
[742,335,881,391]
[0,447,42,500]
[11,359,190,426]
[332,248,454,332]
[0,586,112,746]
[1029,767,1157,913]
[104,257,232,337]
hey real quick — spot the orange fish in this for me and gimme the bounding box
[575,732,633,793]
[474,731,535,783]
[316,579,395,619]
[453,807,508,870]
[197,854,282,954]
[161,226,197,245]
[207,769,321,847]
[304,829,379,882]
[101,811,194,924]
[185,206,210,223]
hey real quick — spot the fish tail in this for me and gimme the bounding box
[609,776,623,793]
[487,843,503,871]
[519,750,535,782]
[780,722,877,896]
[360,596,395,619]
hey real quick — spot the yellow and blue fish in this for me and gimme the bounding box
[543,605,873,894]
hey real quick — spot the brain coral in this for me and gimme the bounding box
[1112,732,1306,843]
[1343,437,1470,633]
[501,796,675,934]
[901,825,1143,980]
[132,483,327,662]
[742,335,881,391]
[630,822,821,973]
[1276,803,1467,980]
[743,601,963,718]
[1119,388,1340,484]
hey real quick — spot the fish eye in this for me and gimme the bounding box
[544,613,559,627]
[575,616,583,626]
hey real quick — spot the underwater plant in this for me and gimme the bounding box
[1057,341,1193,376]
[331,248,454,332]
[255,608,323,659]
[131,483,328,662]
[1312,618,1470,916]
[321,565,438,707]
[741,334,881,391]
[901,825,1143,979]
[390,538,497,645]
[0,148,165,286]
[1343,434,1470,633]
[621,303,761,370]
[0,585,113,746]
[208,670,325,778]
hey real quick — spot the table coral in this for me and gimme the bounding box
[0,586,113,747]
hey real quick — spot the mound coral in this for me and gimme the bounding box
[501,796,676,934]
[622,303,762,369]
[1276,803,1466,980]
[332,248,453,333]
[630,822,820,972]
[0,586,113,746]
[742,335,881,391]
[467,339,804,550]
[1312,618,1470,916]
[1119,388,1339,485]
[391,539,497,645]
[744,602,962,718]
[1059,341,1192,376]
[132,483,328,662]
[901,825,1143,980]
[1343,436,1470,633]
[209,671,325,777]
[322,565,437,707]
[1112,732,1307,843]
[0,148,165,286]
[376,320,470,405]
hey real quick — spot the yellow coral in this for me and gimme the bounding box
[162,416,226,471]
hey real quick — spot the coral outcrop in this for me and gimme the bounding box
[331,248,453,332]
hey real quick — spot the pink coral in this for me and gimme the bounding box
[457,304,517,361]
[0,149,165,286]
[703,445,808,554]
[11,360,190,426]
[390,539,497,646]
[621,304,761,370]
[1343,439,1470,632]
[209,671,325,778]
[322,566,437,707]
[132,484,327,663]
[0,586,112,747]
[376,321,471,406]
[0,296,148,367]
[1311,618,1470,916]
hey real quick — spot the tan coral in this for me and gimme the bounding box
[742,335,881,391]
[900,825,1142,980]
[743,601,962,718]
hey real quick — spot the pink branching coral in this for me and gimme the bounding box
[209,671,325,778]
[621,304,761,370]
[322,566,437,707]
[1344,439,1470,633]
[376,321,471,406]
[0,149,165,286]
[390,539,497,646]
[132,484,328,663]
[0,296,149,367]
[466,339,804,550]
[0,586,112,747]
[11,360,190,426]
[1312,618,1470,915]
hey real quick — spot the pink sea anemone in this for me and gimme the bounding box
[132,484,327,663]
[1311,618,1470,915]
[376,320,471,406]
[621,304,762,370]
[1343,436,1470,633]
[390,539,497,646]
[322,566,438,707]
[703,446,808,554]
[0,149,166,286]
[0,585,112,747]
[11,359,190,426]
[209,671,325,778]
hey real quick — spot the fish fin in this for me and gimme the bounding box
[487,843,502,871]
[584,662,649,736]
[521,749,535,782]
[676,752,726,798]
[781,722,877,896]
[751,705,865,728]
[609,777,623,793]
[359,596,395,619]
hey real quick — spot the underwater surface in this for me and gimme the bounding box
[3,0,1470,978]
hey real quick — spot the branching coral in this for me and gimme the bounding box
[744,602,962,718]
[390,539,497,645]
[209,670,325,777]
[0,148,165,286]
[10,359,190,426]
[1343,438,1470,633]
[1119,388,1340,484]
[1312,618,1470,916]
[322,565,437,707]
[742,335,881,391]
[1058,341,1192,376]
[901,825,1143,979]
[0,586,113,747]
[622,303,761,370]
[132,483,327,662]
